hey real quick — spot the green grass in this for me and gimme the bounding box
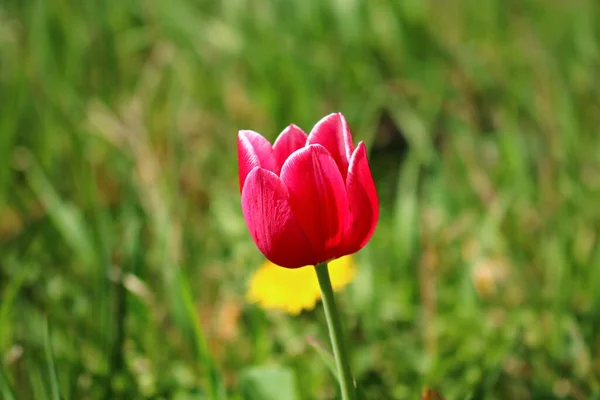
[1,0,600,398]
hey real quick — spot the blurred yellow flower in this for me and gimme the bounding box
[246,256,356,315]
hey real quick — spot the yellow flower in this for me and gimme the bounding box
[246,256,356,315]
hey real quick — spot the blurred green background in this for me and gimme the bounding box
[1,0,600,399]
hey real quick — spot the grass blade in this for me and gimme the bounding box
[177,271,225,400]
[43,318,61,400]
[0,367,16,400]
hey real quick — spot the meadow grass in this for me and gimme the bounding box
[1,0,600,398]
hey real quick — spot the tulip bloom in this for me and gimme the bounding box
[238,113,379,268]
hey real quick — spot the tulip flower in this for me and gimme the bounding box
[238,113,378,400]
[238,112,379,269]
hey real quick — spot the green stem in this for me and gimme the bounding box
[314,262,356,400]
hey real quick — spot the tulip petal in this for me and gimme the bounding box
[272,124,308,172]
[342,142,379,254]
[280,144,350,261]
[238,130,276,192]
[306,113,355,180]
[241,167,317,268]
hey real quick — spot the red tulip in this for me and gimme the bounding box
[238,113,379,268]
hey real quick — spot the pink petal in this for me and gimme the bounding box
[341,142,379,254]
[241,167,317,268]
[306,113,355,180]
[238,130,276,192]
[280,144,350,261]
[272,124,308,172]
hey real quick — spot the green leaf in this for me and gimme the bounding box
[239,365,299,400]
[306,336,338,382]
